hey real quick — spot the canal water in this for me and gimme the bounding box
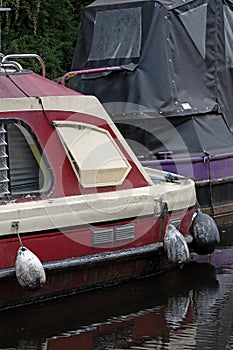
[1,247,233,350]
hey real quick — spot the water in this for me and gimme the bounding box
[1,248,233,350]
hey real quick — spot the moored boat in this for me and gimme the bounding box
[67,0,233,239]
[0,50,218,311]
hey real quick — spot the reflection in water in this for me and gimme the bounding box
[1,247,233,350]
[165,294,191,328]
[15,342,47,350]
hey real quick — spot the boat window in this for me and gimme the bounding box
[178,4,207,59]
[88,7,142,61]
[54,121,131,188]
[0,122,52,198]
[224,4,233,67]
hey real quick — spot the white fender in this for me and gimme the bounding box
[164,224,190,264]
[15,246,46,290]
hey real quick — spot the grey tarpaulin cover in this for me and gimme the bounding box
[70,0,233,159]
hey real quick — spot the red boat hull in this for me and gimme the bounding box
[0,208,194,311]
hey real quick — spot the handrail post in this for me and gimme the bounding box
[2,53,46,77]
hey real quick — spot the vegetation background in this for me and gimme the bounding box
[1,0,90,79]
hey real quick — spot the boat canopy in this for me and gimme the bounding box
[71,0,233,158]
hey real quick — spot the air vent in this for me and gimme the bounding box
[115,224,135,241]
[92,224,135,245]
[92,227,114,245]
[0,124,9,195]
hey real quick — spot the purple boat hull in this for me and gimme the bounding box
[142,153,233,236]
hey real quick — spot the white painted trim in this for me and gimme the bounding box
[0,173,196,237]
[0,188,155,236]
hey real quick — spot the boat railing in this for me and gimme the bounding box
[0,60,23,72]
[61,66,123,86]
[0,53,45,76]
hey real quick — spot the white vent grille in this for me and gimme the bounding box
[92,224,135,245]
[92,227,114,245]
[0,125,9,195]
[115,224,135,241]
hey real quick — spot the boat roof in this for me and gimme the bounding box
[0,71,80,99]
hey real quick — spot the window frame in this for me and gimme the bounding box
[0,119,53,199]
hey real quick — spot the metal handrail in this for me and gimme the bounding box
[0,60,23,72]
[2,53,45,77]
[61,66,123,86]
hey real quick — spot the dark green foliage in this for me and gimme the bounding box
[1,0,91,79]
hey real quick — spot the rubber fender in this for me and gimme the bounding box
[191,210,220,255]
[15,246,46,290]
[164,224,190,264]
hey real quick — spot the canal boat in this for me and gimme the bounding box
[67,0,233,235]
[0,51,219,312]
